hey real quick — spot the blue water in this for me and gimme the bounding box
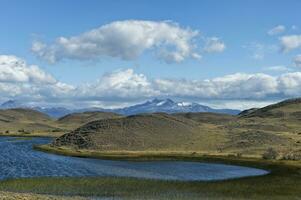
[0,137,268,181]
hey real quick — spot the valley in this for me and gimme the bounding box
[0,98,301,199]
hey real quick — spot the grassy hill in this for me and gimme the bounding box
[48,111,237,153]
[57,111,122,130]
[0,109,124,137]
[0,108,58,135]
[49,99,301,159]
[53,113,218,151]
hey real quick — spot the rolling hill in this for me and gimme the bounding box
[57,111,123,129]
[53,113,207,151]
[0,108,57,134]
[0,109,124,136]
[51,98,301,159]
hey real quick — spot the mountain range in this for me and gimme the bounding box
[0,99,240,118]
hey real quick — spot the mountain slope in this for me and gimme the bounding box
[0,108,58,134]
[114,98,240,115]
[35,107,72,118]
[240,98,301,118]
[52,113,227,151]
[57,111,123,129]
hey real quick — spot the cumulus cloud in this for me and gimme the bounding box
[280,35,301,52]
[293,54,301,67]
[32,20,204,63]
[154,73,278,99]
[204,37,226,53]
[267,25,286,36]
[0,55,56,83]
[278,72,301,96]
[4,55,301,109]
[77,69,159,100]
[0,55,74,102]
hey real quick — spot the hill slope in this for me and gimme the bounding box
[240,98,301,119]
[53,113,227,151]
[0,108,58,134]
[51,98,301,158]
[57,111,123,129]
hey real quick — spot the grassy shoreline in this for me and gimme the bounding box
[34,144,262,162]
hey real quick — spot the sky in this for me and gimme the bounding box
[1,0,301,109]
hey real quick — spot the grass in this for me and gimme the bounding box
[35,144,263,160]
[0,155,300,199]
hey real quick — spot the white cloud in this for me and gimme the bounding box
[201,100,278,110]
[32,20,204,63]
[280,35,301,52]
[278,72,301,96]
[0,55,56,83]
[0,55,74,102]
[4,55,301,109]
[204,37,226,53]
[293,54,301,67]
[78,69,159,100]
[267,25,286,36]
[154,73,278,99]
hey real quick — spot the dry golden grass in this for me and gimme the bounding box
[0,191,86,200]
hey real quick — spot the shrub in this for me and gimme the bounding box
[282,152,301,161]
[262,148,279,160]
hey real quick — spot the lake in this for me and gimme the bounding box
[0,137,268,181]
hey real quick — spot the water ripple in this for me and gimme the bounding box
[0,137,268,181]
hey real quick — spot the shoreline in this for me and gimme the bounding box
[0,134,56,138]
[34,144,301,170]
[0,139,299,199]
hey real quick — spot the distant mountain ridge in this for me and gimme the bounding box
[0,99,240,118]
[112,98,240,116]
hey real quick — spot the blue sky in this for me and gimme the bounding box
[1,0,301,109]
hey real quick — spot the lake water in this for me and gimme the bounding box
[0,137,268,181]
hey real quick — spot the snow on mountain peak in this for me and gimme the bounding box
[177,102,192,107]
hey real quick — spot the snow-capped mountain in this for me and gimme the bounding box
[0,99,240,118]
[113,98,240,115]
